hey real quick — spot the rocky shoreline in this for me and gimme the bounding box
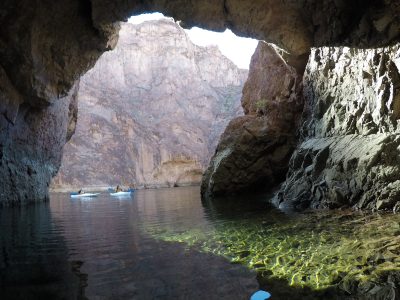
[50,183,201,193]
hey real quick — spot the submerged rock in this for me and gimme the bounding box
[201,42,303,198]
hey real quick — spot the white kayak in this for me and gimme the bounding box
[110,191,133,196]
[70,193,100,198]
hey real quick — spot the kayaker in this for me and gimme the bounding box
[78,189,85,194]
[115,185,123,192]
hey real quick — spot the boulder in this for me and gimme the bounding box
[201,116,296,197]
[201,42,303,197]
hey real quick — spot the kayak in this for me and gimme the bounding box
[70,193,100,198]
[110,191,133,196]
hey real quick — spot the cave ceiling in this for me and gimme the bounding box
[0,0,399,108]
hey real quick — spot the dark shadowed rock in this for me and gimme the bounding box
[201,42,304,198]
[0,83,79,205]
[91,0,400,56]
[1,0,398,113]
[201,116,297,198]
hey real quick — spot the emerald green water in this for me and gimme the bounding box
[143,192,400,297]
[2,186,400,299]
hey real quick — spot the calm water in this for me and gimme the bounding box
[0,187,260,300]
[3,187,400,300]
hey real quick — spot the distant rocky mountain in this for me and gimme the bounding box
[51,19,247,189]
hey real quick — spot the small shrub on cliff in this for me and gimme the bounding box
[255,98,268,115]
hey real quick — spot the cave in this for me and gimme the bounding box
[1,1,400,299]
[0,0,399,207]
[1,0,399,208]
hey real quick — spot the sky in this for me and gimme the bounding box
[128,13,258,69]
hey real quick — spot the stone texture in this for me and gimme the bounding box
[0,0,118,108]
[0,0,118,205]
[201,116,297,198]
[51,20,246,190]
[91,0,400,56]
[0,0,400,204]
[201,42,303,198]
[1,0,398,111]
[241,43,303,127]
[0,84,79,205]
[276,45,400,211]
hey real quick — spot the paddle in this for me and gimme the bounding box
[250,290,271,300]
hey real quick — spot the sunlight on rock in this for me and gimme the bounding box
[128,12,258,69]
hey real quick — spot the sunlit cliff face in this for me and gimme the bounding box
[51,20,247,190]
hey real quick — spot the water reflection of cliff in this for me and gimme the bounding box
[49,194,142,299]
[49,190,259,299]
[136,187,207,229]
[0,203,87,300]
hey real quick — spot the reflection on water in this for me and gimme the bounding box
[2,186,400,299]
[0,187,259,300]
[0,204,86,299]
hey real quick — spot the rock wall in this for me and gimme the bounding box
[201,42,303,198]
[0,0,116,205]
[1,0,398,111]
[276,45,400,211]
[0,83,78,205]
[90,0,400,56]
[51,20,246,190]
[0,0,399,204]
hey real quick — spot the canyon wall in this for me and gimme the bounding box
[201,42,303,198]
[276,45,400,211]
[51,20,246,190]
[204,40,400,212]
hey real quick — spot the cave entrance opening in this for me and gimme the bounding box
[50,12,258,192]
[128,12,258,69]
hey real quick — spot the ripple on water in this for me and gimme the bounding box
[1,187,260,300]
[3,187,400,299]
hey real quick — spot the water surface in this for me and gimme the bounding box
[2,187,400,300]
[0,187,259,300]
